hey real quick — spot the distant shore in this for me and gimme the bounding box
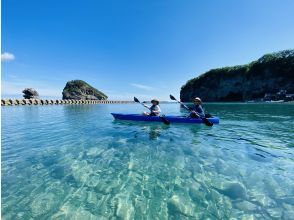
[2,98,293,106]
[1,99,133,106]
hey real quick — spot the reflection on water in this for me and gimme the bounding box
[113,120,170,140]
[1,103,294,219]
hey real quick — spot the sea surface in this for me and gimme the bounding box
[1,103,294,219]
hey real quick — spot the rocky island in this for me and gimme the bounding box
[62,80,108,100]
[22,88,39,99]
[180,50,294,102]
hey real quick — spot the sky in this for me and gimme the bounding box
[1,0,294,100]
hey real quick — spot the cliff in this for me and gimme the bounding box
[180,50,294,102]
[62,80,108,100]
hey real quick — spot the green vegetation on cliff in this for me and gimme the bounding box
[62,80,108,100]
[180,50,294,102]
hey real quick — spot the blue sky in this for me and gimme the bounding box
[2,0,294,100]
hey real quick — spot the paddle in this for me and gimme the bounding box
[169,95,213,126]
[134,97,170,125]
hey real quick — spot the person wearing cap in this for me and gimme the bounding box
[190,97,206,118]
[143,99,161,116]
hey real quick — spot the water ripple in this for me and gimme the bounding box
[2,104,294,219]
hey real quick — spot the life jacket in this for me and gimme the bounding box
[150,105,160,115]
[192,105,205,117]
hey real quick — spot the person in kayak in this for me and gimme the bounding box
[143,99,161,116]
[190,97,206,118]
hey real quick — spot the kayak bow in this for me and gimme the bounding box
[111,113,219,124]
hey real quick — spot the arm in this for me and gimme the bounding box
[189,105,201,117]
[142,103,150,109]
[151,106,161,114]
[198,105,205,118]
[190,110,200,117]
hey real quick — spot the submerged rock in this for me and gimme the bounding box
[235,201,258,212]
[116,197,134,220]
[22,88,39,99]
[266,207,283,219]
[167,194,195,217]
[62,80,107,100]
[214,182,247,200]
[30,193,56,218]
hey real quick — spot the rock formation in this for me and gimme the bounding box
[22,88,39,99]
[180,50,294,102]
[62,80,107,100]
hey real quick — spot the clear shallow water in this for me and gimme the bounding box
[1,103,294,219]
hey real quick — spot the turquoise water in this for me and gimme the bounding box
[1,103,294,219]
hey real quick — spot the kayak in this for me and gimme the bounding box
[111,113,219,124]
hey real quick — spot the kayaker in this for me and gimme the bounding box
[190,97,206,118]
[143,99,161,116]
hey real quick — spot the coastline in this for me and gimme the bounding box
[2,99,293,106]
[1,99,133,106]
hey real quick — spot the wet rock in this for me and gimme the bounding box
[116,197,134,220]
[250,194,276,207]
[267,207,283,219]
[275,194,294,205]
[183,170,192,178]
[86,174,100,188]
[31,193,56,217]
[142,188,152,199]
[215,182,247,200]
[94,179,120,195]
[189,187,208,209]
[167,194,195,217]
[134,196,148,217]
[86,148,104,158]
[240,214,256,220]
[22,88,39,99]
[264,177,287,198]
[206,202,227,219]
[87,191,98,205]
[235,201,258,212]
[282,203,294,219]
[128,161,135,170]
[214,158,231,175]
[51,166,68,179]
[72,167,92,184]
[147,197,168,219]
[73,208,99,219]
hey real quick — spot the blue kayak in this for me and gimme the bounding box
[111,113,219,124]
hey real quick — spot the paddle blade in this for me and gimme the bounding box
[160,116,170,125]
[134,97,140,103]
[169,94,176,101]
[203,118,213,126]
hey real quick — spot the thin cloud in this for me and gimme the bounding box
[130,83,155,91]
[1,52,15,62]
